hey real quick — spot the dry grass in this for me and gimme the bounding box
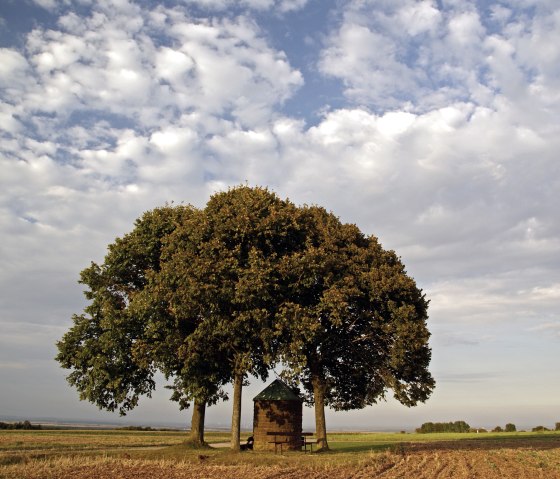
[2,449,560,479]
[0,430,187,453]
[355,447,560,478]
[2,430,560,478]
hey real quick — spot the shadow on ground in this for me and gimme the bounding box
[329,434,560,455]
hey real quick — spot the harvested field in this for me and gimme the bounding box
[2,430,559,478]
[0,430,186,453]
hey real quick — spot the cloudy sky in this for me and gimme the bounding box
[1,0,559,431]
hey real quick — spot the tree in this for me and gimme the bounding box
[416,421,470,433]
[57,187,435,452]
[156,186,304,450]
[56,205,222,446]
[278,206,435,451]
[505,423,517,432]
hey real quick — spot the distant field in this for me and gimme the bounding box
[2,430,560,478]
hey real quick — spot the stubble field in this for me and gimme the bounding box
[1,429,560,478]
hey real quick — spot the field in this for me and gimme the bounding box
[2,429,560,478]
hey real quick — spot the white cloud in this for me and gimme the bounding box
[150,128,197,155]
[0,2,305,247]
[9,6,302,135]
[165,16,303,125]
[2,0,560,427]
[31,33,88,74]
[0,103,22,135]
[490,5,513,25]
[155,48,195,83]
[528,284,560,301]
[31,0,57,10]
[318,22,419,109]
[316,0,560,116]
[528,322,560,337]
[397,1,441,36]
[177,0,308,12]
[276,0,308,13]
[447,11,484,46]
[427,277,538,325]
[0,49,29,83]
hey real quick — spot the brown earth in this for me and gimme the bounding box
[2,446,560,479]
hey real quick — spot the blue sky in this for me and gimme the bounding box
[1,0,559,431]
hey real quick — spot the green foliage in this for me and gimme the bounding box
[56,185,434,450]
[56,205,199,414]
[492,426,503,432]
[416,421,471,433]
[556,423,560,432]
[153,186,306,448]
[505,423,517,432]
[274,206,434,450]
[278,206,434,409]
[159,186,303,383]
[532,426,550,432]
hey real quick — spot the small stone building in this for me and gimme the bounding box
[252,379,303,451]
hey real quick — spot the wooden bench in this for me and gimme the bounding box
[301,432,315,453]
[266,431,315,453]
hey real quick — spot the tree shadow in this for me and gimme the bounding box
[329,433,560,455]
[406,434,560,452]
[330,443,393,453]
[260,400,300,427]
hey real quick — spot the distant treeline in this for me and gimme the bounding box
[0,420,42,430]
[418,422,560,434]
[118,426,157,431]
[416,421,470,433]
[491,423,517,432]
[533,424,560,432]
[117,426,178,432]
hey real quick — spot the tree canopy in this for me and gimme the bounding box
[56,185,434,451]
[416,421,470,434]
[154,186,304,449]
[55,204,219,444]
[56,205,189,414]
[277,206,434,450]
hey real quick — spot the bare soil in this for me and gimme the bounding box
[2,432,560,478]
[2,445,560,479]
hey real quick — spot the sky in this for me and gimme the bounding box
[0,0,558,432]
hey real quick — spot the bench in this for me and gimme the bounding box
[266,431,315,453]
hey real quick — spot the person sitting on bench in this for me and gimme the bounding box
[240,436,254,451]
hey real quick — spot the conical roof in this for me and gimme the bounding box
[253,379,302,401]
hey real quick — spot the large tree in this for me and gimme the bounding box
[57,188,434,452]
[56,187,303,450]
[156,186,303,450]
[278,206,435,451]
[55,205,224,446]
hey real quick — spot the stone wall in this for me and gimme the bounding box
[253,399,302,451]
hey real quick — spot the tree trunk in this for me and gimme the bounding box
[231,372,243,451]
[189,399,206,446]
[312,373,329,451]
